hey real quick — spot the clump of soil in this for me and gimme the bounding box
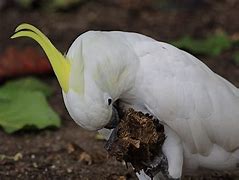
[105,109,166,178]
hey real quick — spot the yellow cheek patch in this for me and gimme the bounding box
[11,23,71,93]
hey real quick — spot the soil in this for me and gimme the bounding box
[0,0,239,179]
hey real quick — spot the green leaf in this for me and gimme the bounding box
[0,77,61,133]
[172,33,232,56]
[0,77,53,97]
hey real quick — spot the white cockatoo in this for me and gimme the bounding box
[12,23,239,179]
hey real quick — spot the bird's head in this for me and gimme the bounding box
[11,24,135,131]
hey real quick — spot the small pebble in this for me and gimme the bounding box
[56,136,61,140]
[33,162,38,168]
[67,168,72,173]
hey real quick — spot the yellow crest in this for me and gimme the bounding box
[11,23,71,93]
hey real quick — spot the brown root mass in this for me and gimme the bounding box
[105,108,165,173]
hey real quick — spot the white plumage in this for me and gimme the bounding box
[64,31,239,179]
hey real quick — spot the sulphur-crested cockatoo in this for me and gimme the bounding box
[12,23,239,179]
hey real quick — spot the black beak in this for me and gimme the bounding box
[104,106,120,129]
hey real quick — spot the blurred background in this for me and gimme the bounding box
[0,0,238,179]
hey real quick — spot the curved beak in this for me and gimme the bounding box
[105,106,120,129]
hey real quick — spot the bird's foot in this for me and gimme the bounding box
[143,152,169,179]
[143,152,180,180]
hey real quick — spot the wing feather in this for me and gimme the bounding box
[128,39,239,154]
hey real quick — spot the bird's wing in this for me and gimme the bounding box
[130,40,239,155]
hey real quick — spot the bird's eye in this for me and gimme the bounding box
[107,98,112,106]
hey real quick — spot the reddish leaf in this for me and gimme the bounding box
[0,47,52,79]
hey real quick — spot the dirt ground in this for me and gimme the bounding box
[0,0,239,179]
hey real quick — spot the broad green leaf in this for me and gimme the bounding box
[0,77,52,97]
[172,33,232,56]
[0,77,61,133]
